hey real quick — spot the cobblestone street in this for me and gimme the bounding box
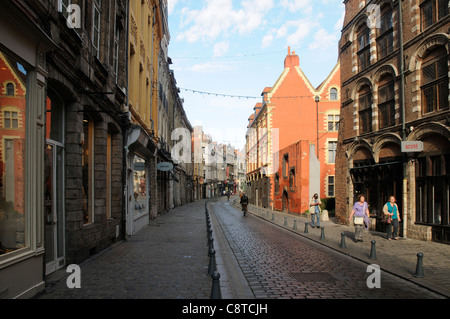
[211,199,447,299]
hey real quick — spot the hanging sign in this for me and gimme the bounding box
[157,162,174,171]
[401,141,424,153]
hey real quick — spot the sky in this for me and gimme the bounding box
[167,0,345,151]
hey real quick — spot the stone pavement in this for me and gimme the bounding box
[36,200,212,299]
[232,200,450,298]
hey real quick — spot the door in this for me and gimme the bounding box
[44,142,65,275]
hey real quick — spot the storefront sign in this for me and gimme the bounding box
[401,141,424,153]
[157,162,174,171]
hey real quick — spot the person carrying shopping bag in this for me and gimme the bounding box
[348,194,370,242]
[383,196,401,240]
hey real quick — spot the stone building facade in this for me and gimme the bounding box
[336,0,449,243]
[0,0,128,298]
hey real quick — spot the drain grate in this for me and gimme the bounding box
[290,272,336,283]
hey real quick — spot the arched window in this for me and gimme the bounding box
[421,46,449,114]
[359,85,372,133]
[330,88,338,100]
[357,24,371,72]
[377,5,394,60]
[6,83,15,96]
[378,75,395,128]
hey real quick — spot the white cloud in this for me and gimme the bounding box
[308,28,338,50]
[189,61,235,73]
[262,34,274,48]
[176,0,274,43]
[168,0,179,15]
[280,0,313,14]
[213,41,230,57]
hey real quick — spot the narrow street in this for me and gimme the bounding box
[210,199,444,299]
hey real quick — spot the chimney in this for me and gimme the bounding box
[284,47,299,68]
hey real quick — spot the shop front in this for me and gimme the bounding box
[0,2,55,298]
[126,126,157,236]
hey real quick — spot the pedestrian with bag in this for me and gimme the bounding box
[348,194,370,242]
[309,194,321,228]
[383,196,401,240]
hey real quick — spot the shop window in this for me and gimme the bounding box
[416,153,450,226]
[358,85,372,133]
[378,76,396,129]
[421,47,449,114]
[357,26,371,72]
[82,118,95,225]
[421,0,449,30]
[377,8,394,60]
[0,50,27,256]
[133,155,147,214]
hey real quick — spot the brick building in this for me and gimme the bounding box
[246,49,341,213]
[336,0,449,243]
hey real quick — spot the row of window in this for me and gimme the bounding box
[60,0,121,83]
[274,172,336,198]
[356,1,449,72]
[357,47,448,134]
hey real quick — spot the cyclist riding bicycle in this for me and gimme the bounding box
[240,192,249,216]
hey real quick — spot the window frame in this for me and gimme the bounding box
[358,86,373,134]
[357,26,371,72]
[92,0,102,59]
[378,79,396,129]
[376,9,394,60]
[328,141,338,164]
[421,0,449,31]
[421,48,449,114]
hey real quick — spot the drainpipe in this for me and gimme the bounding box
[398,0,408,238]
[122,1,130,241]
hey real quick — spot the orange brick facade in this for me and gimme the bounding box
[246,49,341,213]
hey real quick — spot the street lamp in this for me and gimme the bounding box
[315,95,320,159]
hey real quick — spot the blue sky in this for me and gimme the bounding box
[168,0,345,150]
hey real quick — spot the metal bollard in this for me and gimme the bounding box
[369,240,377,260]
[320,227,326,240]
[208,248,216,275]
[293,219,298,230]
[340,232,347,248]
[414,252,424,278]
[272,213,275,221]
[208,236,214,256]
[284,216,288,226]
[210,271,222,299]
[304,222,309,234]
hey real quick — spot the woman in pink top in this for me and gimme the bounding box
[349,194,370,242]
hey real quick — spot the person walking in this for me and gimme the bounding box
[383,196,401,240]
[309,194,321,228]
[349,194,370,242]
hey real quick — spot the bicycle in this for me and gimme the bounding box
[242,204,247,217]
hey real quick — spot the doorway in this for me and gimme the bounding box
[44,142,65,275]
[44,94,65,275]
